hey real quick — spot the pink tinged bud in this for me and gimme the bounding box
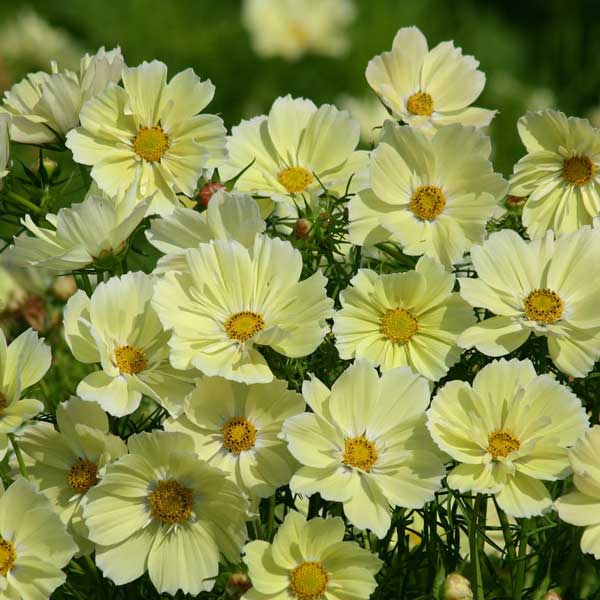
[294,218,311,239]
[200,182,226,207]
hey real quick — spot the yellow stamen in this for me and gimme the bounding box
[409,185,446,220]
[0,539,16,577]
[290,561,329,600]
[224,311,265,343]
[149,480,193,524]
[406,92,434,116]
[68,459,98,494]
[132,126,169,162]
[523,289,564,324]
[381,308,418,344]
[277,166,314,193]
[114,345,148,375]
[222,416,257,453]
[562,155,595,186]
[487,430,520,459]
[343,435,378,472]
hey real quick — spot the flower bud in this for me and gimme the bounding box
[40,157,59,178]
[294,218,311,239]
[200,181,226,207]
[443,573,473,600]
[51,275,77,301]
[505,194,526,208]
[225,573,251,598]
[543,592,562,600]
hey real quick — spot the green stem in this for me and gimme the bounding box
[265,494,276,542]
[5,191,41,214]
[9,434,28,479]
[513,518,530,600]
[495,499,517,563]
[469,494,485,600]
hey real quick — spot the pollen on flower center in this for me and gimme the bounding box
[381,308,418,344]
[0,539,16,577]
[222,416,257,453]
[290,561,329,600]
[114,345,148,375]
[487,430,520,459]
[409,185,446,220]
[149,479,193,524]
[562,155,595,186]
[132,125,170,162]
[523,289,564,324]
[224,311,265,343]
[277,166,314,193]
[406,91,434,116]
[68,459,98,494]
[343,435,378,471]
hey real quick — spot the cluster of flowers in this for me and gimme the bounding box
[0,24,600,600]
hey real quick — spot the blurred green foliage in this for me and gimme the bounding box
[0,0,599,175]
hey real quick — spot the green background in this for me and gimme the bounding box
[0,0,598,175]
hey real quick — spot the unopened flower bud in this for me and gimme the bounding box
[200,181,226,207]
[505,194,526,208]
[543,592,562,600]
[226,573,251,598]
[443,573,473,600]
[40,158,59,178]
[294,218,311,239]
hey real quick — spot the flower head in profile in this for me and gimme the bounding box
[458,227,600,378]
[282,360,446,537]
[427,358,588,517]
[243,510,381,600]
[83,430,249,596]
[16,396,126,553]
[0,479,77,598]
[555,426,600,559]
[366,26,495,133]
[152,235,333,384]
[165,376,304,498]
[333,256,475,381]
[66,60,226,214]
[64,271,198,417]
[220,95,368,218]
[1,46,124,144]
[242,0,355,61]
[0,327,50,458]
[8,188,148,272]
[509,109,600,238]
[146,190,265,273]
[348,121,507,267]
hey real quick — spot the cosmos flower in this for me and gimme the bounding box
[66,60,226,214]
[366,26,495,133]
[509,109,600,238]
[427,358,588,517]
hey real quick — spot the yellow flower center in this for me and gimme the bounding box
[222,416,257,453]
[290,561,329,600]
[381,308,418,344]
[0,539,16,577]
[562,155,595,186]
[224,311,265,343]
[68,459,98,494]
[343,435,378,472]
[277,166,314,193]
[409,185,446,220]
[114,345,148,375]
[487,430,520,459]
[523,289,564,324]
[149,479,193,525]
[132,125,170,162]
[406,92,434,116]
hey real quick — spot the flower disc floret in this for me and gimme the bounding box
[406,92,434,116]
[0,539,16,577]
[133,126,170,162]
[224,311,265,343]
[409,185,446,220]
[68,459,98,494]
[343,435,378,472]
[487,431,520,460]
[149,479,194,525]
[277,166,314,193]
[114,345,149,375]
[381,308,419,344]
[290,561,329,600]
[222,416,257,453]
[523,289,564,324]
[562,155,595,186]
